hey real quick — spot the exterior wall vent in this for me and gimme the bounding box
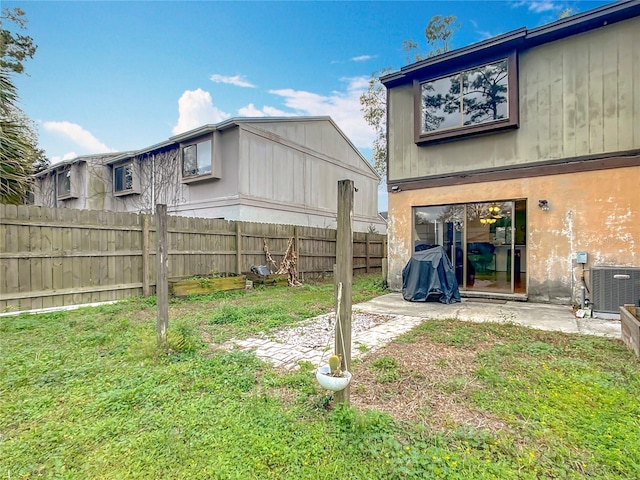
[591,267,640,314]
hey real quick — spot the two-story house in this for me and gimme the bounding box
[382,0,640,308]
[33,116,386,233]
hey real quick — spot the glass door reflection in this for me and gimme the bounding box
[466,202,513,293]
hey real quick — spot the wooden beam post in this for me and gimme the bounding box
[335,179,353,405]
[382,236,388,289]
[142,214,150,297]
[156,204,168,348]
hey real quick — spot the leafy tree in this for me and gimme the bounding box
[558,8,577,19]
[1,71,35,203]
[360,15,459,179]
[360,67,392,181]
[403,15,459,62]
[1,7,37,74]
[0,7,46,204]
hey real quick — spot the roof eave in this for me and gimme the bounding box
[169,116,337,142]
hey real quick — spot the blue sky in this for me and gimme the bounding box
[8,0,612,211]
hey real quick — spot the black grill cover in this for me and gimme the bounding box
[402,246,461,304]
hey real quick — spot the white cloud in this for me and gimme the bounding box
[50,152,78,165]
[350,55,376,62]
[470,19,495,40]
[528,1,558,13]
[267,76,374,149]
[210,74,256,88]
[172,89,231,134]
[331,54,377,64]
[42,121,113,153]
[173,78,375,153]
[237,103,295,117]
[512,0,559,13]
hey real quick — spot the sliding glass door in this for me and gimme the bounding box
[466,201,513,294]
[413,200,527,295]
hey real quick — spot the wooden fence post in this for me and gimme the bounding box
[156,204,168,348]
[335,179,353,405]
[142,214,151,297]
[365,233,371,273]
[235,222,242,275]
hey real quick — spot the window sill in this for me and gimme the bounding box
[113,189,140,197]
[57,193,77,201]
[415,118,518,146]
[182,173,219,184]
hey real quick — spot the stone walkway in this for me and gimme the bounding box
[222,312,425,370]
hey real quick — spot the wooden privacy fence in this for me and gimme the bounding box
[0,204,386,312]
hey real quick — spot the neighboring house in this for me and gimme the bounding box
[31,153,121,209]
[33,117,386,233]
[381,0,640,307]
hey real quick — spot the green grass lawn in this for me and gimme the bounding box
[2,274,639,479]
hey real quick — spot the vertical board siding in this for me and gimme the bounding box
[0,204,385,311]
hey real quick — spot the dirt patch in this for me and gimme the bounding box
[350,339,508,432]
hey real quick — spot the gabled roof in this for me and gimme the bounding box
[382,0,640,88]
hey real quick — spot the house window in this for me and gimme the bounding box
[57,169,72,198]
[182,140,212,178]
[414,54,518,144]
[114,164,134,193]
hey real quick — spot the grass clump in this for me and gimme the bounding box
[370,356,401,383]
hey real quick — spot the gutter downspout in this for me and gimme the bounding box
[151,154,155,211]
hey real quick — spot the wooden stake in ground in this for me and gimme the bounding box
[263,238,279,272]
[335,179,353,405]
[156,204,168,348]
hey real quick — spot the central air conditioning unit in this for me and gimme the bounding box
[591,267,640,314]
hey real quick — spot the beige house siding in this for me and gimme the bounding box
[236,121,381,230]
[388,16,640,182]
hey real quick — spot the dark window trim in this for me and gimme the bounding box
[56,167,73,200]
[181,136,215,184]
[413,52,519,145]
[113,161,139,197]
[388,149,640,191]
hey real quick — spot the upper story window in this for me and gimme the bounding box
[414,53,518,144]
[182,140,212,179]
[113,161,139,196]
[57,168,72,199]
[56,164,81,200]
[114,164,133,192]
